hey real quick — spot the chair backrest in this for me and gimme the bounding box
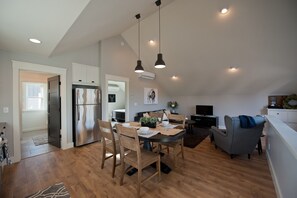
[149,112,163,121]
[168,114,186,129]
[98,120,117,148]
[116,124,141,160]
[223,115,265,154]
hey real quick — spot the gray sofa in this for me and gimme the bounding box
[210,115,265,159]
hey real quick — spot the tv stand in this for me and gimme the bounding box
[191,115,218,128]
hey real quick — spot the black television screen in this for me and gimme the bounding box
[196,105,213,116]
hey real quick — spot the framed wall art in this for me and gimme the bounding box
[108,94,116,103]
[144,88,158,104]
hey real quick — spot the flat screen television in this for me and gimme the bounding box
[196,105,213,116]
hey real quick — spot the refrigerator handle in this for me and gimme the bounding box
[77,106,80,121]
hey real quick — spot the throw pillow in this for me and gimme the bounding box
[143,113,150,118]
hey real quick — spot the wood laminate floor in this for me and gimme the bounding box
[1,136,276,198]
[21,130,59,159]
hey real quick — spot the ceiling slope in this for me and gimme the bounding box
[122,0,297,96]
[0,0,90,56]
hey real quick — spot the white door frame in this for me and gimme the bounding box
[12,60,69,163]
[104,74,129,122]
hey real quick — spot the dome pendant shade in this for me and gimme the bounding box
[135,60,144,73]
[155,0,166,69]
[155,53,165,68]
[134,13,144,73]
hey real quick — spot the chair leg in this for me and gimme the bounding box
[157,156,161,181]
[166,146,170,154]
[173,146,177,167]
[230,154,234,159]
[101,147,106,169]
[120,161,125,186]
[137,168,142,198]
[257,139,262,155]
[112,153,116,178]
[248,154,251,159]
[181,141,184,159]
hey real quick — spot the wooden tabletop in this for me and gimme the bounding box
[129,122,185,143]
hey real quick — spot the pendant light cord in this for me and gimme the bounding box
[138,15,140,60]
[158,4,161,53]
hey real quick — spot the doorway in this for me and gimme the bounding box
[104,75,129,122]
[107,80,126,123]
[19,70,59,159]
[12,61,68,163]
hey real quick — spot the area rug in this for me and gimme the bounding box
[184,127,210,148]
[32,134,48,146]
[26,182,70,198]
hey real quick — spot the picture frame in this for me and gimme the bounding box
[144,88,158,104]
[108,94,116,103]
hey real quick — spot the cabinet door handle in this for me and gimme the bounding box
[277,113,279,115]
[92,81,95,83]
[79,80,82,82]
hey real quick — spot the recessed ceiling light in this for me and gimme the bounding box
[149,40,156,46]
[172,75,178,79]
[229,66,238,72]
[220,8,229,14]
[29,38,41,44]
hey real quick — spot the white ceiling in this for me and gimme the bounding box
[0,0,174,56]
[1,0,297,97]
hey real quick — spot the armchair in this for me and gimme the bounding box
[210,115,265,159]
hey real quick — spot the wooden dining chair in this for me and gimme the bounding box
[116,124,161,198]
[149,111,163,121]
[158,114,186,167]
[98,120,121,178]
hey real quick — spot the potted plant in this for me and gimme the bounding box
[140,117,157,128]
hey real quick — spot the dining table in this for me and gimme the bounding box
[125,122,186,174]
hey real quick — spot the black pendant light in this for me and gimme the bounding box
[155,0,166,69]
[134,13,144,73]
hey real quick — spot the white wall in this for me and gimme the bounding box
[0,43,99,157]
[100,35,170,121]
[172,94,268,127]
[21,111,47,132]
[266,116,297,198]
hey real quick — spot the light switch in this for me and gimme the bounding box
[3,107,9,113]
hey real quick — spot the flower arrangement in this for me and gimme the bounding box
[168,101,178,109]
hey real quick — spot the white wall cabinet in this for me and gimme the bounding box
[72,63,99,85]
[267,109,297,131]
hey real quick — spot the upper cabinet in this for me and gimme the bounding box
[72,63,100,85]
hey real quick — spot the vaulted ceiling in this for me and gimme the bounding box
[1,0,297,96]
[0,0,173,56]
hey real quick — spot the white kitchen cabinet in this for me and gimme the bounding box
[267,109,297,131]
[72,63,99,85]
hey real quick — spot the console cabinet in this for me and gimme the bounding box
[191,115,219,128]
[267,108,297,131]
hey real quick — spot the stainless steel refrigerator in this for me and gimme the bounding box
[73,85,101,146]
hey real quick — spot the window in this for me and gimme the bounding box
[22,82,47,111]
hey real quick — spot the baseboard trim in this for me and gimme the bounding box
[62,142,74,150]
[266,151,282,198]
[22,127,47,132]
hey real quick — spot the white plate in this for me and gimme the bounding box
[138,130,153,135]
